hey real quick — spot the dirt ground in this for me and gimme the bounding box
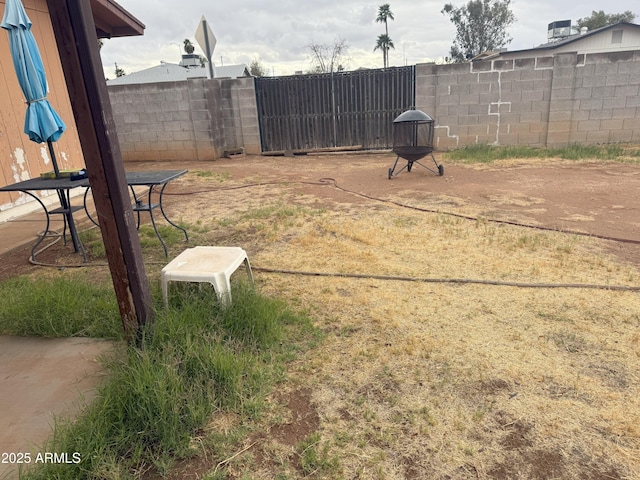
[173,151,640,268]
[176,152,640,480]
[3,151,640,278]
[185,151,640,248]
[3,151,640,479]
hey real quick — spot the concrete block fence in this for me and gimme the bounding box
[107,49,640,161]
[417,50,640,150]
[108,77,261,162]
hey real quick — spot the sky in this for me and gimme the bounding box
[99,0,637,79]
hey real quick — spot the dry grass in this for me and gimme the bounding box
[161,163,640,479]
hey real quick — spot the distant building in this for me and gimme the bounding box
[106,62,207,85]
[106,60,251,86]
[211,64,252,79]
[483,21,640,60]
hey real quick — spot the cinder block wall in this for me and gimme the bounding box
[219,77,261,155]
[109,81,205,161]
[108,49,640,160]
[417,49,640,149]
[108,77,260,161]
[568,51,640,145]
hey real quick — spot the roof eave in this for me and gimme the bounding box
[91,0,145,38]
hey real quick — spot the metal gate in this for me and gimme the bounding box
[255,66,415,153]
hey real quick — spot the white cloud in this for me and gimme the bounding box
[100,0,637,78]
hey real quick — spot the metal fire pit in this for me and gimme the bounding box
[388,108,443,179]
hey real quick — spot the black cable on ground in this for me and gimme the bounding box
[252,266,640,292]
[166,176,640,292]
[31,175,640,292]
[165,176,640,246]
[314,177,640,246]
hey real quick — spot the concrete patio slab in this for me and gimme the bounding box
[0,336,114,479]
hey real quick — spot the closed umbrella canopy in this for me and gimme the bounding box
[1,0,65,145]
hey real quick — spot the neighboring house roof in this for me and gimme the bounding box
[488,21,640,59]
[91,0,145,38]
[106,62,251,85]
[215,64,252,79]
[107,63,207,85]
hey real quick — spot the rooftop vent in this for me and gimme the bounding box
[180,54,201,68]
[548,20,572,41]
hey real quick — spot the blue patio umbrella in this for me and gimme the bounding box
[2,0,66,176]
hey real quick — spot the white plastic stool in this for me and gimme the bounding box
[161,246,254,307]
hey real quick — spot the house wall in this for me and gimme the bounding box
[0,0,85,220]
[107,76,260,162]
[417,49,640,149]
[499,24,640,59]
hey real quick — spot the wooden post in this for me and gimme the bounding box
[46,0,154,338]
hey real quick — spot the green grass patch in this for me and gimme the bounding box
[78,227,106,258]
[239,202,314,222]
[297,433,342,477]
[79,221,207,261]
[216,202,325,238]
[553,144,625,160]
[445,143,640,164]
[445,144,544,163]
[17,283,318,479]
[192,170,231,182]
[0,274,123,339]
[137,224,187,249]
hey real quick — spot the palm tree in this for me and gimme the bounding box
[375,4,394,67]
[374,34,394,68]
[376,4,394,35]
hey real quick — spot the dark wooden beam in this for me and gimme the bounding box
[90,0,145,37]
[46,0,154,338]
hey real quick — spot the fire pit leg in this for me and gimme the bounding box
[388,155,411,179]
[431,153,444,176]
[388,155,399,179]
[404,154,444,177]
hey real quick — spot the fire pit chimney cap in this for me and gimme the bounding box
[393,108,433,123]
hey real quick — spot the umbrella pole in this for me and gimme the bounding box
[47,140,61,178]
[47,140,85,258]
[54,189,85,259]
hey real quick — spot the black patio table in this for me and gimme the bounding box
[0,175,89,262]
[84,169,189,256]
[0,169,189,262]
